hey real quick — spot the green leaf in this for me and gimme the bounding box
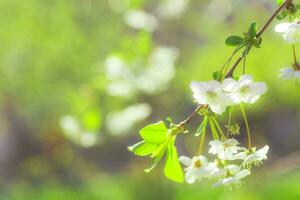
[248,22,257,39]
[277,0,284,5]
[164,137,184,183]
[212,71,224,81]
[144,142,168,173]
[128,141,158,156]
[139,121,168,144]
[195,116,208,136]
[144,136,172,173]
[225,36,244,46]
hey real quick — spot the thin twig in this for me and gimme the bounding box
[225,0,292,78]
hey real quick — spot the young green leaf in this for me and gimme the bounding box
[277,0,284,5]
[225,36,244,46]
[164,137,184,183]
[195,116,208,136]
[248,22,257,39]
[128,141,158,156]
[139,121,168,144]
[144,141,169,173]
[212,71,224,81]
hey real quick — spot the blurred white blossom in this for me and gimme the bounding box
[275,22,300,43]
[105,46,178,97]
[60,116,98,148]
[106,104,151,136]
[279,68,300,81]
[157,0,189,19]
[136,46,178,94]
[124,10,158,32]
[208,0,232,22]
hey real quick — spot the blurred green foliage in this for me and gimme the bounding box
[0,0,300,199]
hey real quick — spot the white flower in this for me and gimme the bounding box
[214,165,251,188]
[279,68,300,82]
[223,75,267,104]
[179,155,211,183]
[124,10,158,32]
[209,139,243,160]
[275,22,300,43]
[207,161,227,178]
[242,145,269,168]
[190,80,233,115]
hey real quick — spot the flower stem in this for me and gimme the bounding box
[209,117,219,140]
[212,117,227,140]
[292,44,298,65]
[226,107,232,137]
[198,125,207,155]
[240,103,252,149]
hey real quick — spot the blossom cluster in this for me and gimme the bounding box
[275,21,300,81]
[190,75,267,115]
[180,139,269,188]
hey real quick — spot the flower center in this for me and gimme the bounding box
[207,90,217,98]
[239,86,249,94]
[193,160,202,168]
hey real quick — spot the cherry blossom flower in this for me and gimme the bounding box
[179,155,210,183]
[275,22,300,43]
[242,145,269,168]
[214,165,251,188]
[207,160,227,178]
[279,68,300,81]
[223,75,267,104]
[190,80,233,115]
[209,139,244,160]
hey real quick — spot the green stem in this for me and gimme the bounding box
[209,117,219,140]
[240,103,252,149]
[292,44,298,66]
[226,107,232,137]
[212,117,227,140]
[197,125,207,155]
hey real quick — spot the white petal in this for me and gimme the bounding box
[179,156,193,166]
[235,169,251,180]
[210,104,226,115]
[208,140,223,154]
[249,82,267,95]
[222,78,236,92]
[294,71,300,78]
[279,68,295,79]
[275,22,292,33]
[256,145,269,159]
[190,81,206,93]
[224,138,239,146]
[206,80,222,92]
[185,169,197,183]
[193,94,209,104]
[239,75,253,84]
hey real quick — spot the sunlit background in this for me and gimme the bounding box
[1,0,300,199]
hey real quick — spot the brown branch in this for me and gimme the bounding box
[225,0,292,78]
[178,0,293,129]
[178,105,204,128]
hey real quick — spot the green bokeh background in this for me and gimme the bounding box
[0,0,300,199]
